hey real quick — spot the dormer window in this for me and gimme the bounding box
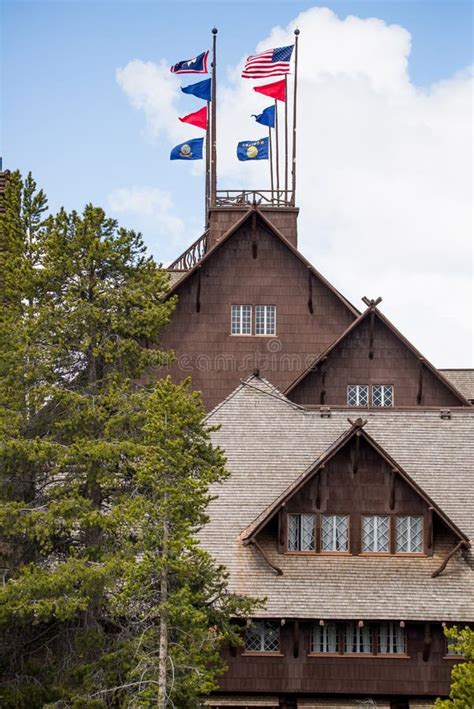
[231,304,252,335]
[362,515,390,553]
[321,515,349,552]
[288,513,315,551]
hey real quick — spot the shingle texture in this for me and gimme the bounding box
[439,369,474,400]
[201,377,474,622]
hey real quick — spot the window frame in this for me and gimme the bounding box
[310,622,340,655]
[343,622,373,655]
[230,304,252,336]
[308,622,410,659]
[347,384,369,407]
[243,620,282,655]
[395,515,424,555]
[377,622,407,656]
[255,304,276,337]
[320,514,350,554]
[287,512,316,553]
[372,383,394,407]
[361,514,391,554]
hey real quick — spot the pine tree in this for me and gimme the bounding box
[435,627,474,709]
[0,179,255,707]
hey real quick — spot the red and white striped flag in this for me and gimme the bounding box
[241,45,294,79]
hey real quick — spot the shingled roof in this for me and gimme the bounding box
[200,377,474,621]
[439,369,474,402]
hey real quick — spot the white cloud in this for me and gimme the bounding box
[116,6,473,366]
[108,186,186,245]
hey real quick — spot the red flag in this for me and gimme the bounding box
[178,106,208,130]
[253,79,286,102]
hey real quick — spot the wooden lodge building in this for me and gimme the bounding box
[159,192,474,709]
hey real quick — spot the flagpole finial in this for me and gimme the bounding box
[212,27,218,34]
[294,28,300,35]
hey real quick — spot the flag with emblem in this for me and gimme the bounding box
[170,50,209,74]
[241,45,294,79]
[236,137,269,161]
[170,138,204,160]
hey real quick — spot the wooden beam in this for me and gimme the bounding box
[307,268,314,314]
[422,623,432,661]
[431,540,466,578]
[353,432,361,474]
[251,210,258,259]
[417,358,425,405]
[369,308,375,360]
[250,539,283,576]
[293,620,299,658]
[389,469,396,510]
[315,473,321,509]
[427,506,433,552]
[195,266,201,313]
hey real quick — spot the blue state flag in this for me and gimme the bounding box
[170,137,204,160]
[170,50,209,75]
[252,105,275,128]
[237,137,269,161]
[181,78,212,101]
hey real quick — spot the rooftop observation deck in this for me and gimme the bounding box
[168,190,298,273]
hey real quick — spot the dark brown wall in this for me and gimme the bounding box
[219,622,457,697]
[208,207,299,248]
[289,315,463,408]
[158,219,356,410]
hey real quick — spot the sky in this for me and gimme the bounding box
[2,0,473,367]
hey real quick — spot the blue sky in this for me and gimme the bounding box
[2,1,473,365]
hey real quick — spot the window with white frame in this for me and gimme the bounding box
[287,513,315,551]
[231,304,252,335]
[347,384,369,407]
[311,623,339,653]
[362,515,390,552]
[396,516,423,553]
[344,623,372,654]
[255,305,276,336]
[446,635,463,656]
[321,515,349,552]
[245,620,280,653]
[372,384,394,407]
[377,623,406,654]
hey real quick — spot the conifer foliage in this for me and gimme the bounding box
[0,172,256,707]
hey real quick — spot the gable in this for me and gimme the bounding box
[158,211,358,410]
[286,307,469,408]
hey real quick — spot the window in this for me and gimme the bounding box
[255,305,276,335]
[446,636,463,656]
[311,623,339,653]
[396,516,423,553]
[231,304,251,335]
[373,384,394,407]
[288,513,315,551]
[344,623,372,654]
[245,620,280,653]
[362,515,390,552]
[378,623,406,654]
[321,515,349,552]
[347,384,369,407]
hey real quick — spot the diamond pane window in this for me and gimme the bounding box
[288,513,315,551]
[311,623,339,653]
[396,516,423,553]
[344,623,372,653]
[373,384,394,407]
[347,384,369,407]
[245,621,280,653]
[231,304,252,335]
[378,623,406,654]
[255,305,276,335]
[321,515,349,552]
[362,515,390,552]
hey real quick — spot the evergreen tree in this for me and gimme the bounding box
[0,176,256,706]
[435,627,474,709]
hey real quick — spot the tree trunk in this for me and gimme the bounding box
[158,505,169,709]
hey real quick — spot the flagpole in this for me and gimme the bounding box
[205,100,211,227]
[284,74,288,204]
[291,28,299,206]
[268,126,274,202]
[211,28,218,207]
[275,99,280,205]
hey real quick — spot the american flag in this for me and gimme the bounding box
[241,45,294,79]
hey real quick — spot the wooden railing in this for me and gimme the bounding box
[168,231,209,272]
[215,190,294,207]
